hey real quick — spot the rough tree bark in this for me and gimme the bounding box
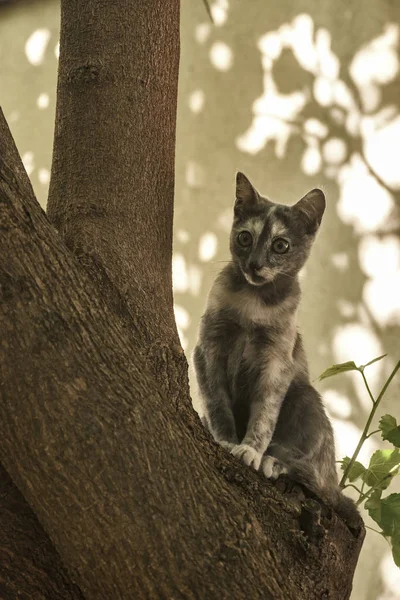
[0,1,364,599]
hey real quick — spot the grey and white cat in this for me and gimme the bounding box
[194,172,358,525]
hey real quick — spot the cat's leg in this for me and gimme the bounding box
[230,395,284,470]
[231,359,293,470]
[193,344,238,446]
[268,381,337,488]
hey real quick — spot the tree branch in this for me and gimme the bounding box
[0,108,85,599]
[47,0,180,346]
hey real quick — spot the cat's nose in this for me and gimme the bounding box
[249,260,263,273]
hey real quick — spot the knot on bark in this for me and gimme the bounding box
[66,64,102,84]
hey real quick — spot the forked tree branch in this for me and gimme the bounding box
[0,0,366,596]
[0,106,365,596]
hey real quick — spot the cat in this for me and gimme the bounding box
[193,172,359,526]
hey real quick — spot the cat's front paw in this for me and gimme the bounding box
[261,456,288,480]
[231,444,262,470]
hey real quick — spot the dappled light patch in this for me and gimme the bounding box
[195,23,211,44]
[324,389,352,419]
[337,154,394,233]
[301,144,321,176]
[350,24,399,112]
[199,232,218,262]
[186,160,205,188]
[176,229,190,244]
[333,323,384,410]
[304,117,328,138]
[187,264,202,296]
[188,89,205,113]
[217,208,233,233]
[236,37,307,156]
[322,138,347,165]
[210,0,229,27]
[359,236,400,279]
[209,40,233,71]
[331,252,349,271]
[38,168,50,185]
[363,114,400,189]
[363,273,400,328]
[332,418,378,468]
[22,151,34,176]
[25,28,50,66]
[172,253,189,293]
[37,93,49,109]
[314,75,335,107]
[173,253,202,298]
[333,323,384,367]
[174,304,190,350]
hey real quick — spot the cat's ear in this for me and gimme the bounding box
[293,189,325,234]
[235,172,259,214]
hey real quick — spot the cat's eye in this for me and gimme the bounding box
[237,231,253,247]
[272,238,290,254]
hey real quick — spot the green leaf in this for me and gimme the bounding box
[362,449,400,490]
[380,415,400,448]
[318,361,358,381]
[392,531,400,568]
[360,354,387,370]
[365,489,382,527]
[379,494,400,537]
[341,457,366,482]
[366,492,400,537]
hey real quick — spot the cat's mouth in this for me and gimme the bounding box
[243,270,273,286]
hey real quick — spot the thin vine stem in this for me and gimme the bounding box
[366,429,380,439]
[356,467,400,505]
[356,485,379,505]
[340,360,400,488]
[361,369,376,405]
[343,483,363,494]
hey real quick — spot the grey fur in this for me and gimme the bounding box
[194,172,360,526]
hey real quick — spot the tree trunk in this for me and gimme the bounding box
[0,1,364,599]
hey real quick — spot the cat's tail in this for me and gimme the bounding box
[287,461,361,530]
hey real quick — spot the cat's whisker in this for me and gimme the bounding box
[280,272,298,281]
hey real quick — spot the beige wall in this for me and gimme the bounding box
[1,0,400,597]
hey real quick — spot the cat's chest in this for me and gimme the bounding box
[228,316,296,382]
[232,293,282,327]
[227,325,277,376]
[241,326,276,361]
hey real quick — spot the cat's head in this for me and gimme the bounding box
[229,172,325,286]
